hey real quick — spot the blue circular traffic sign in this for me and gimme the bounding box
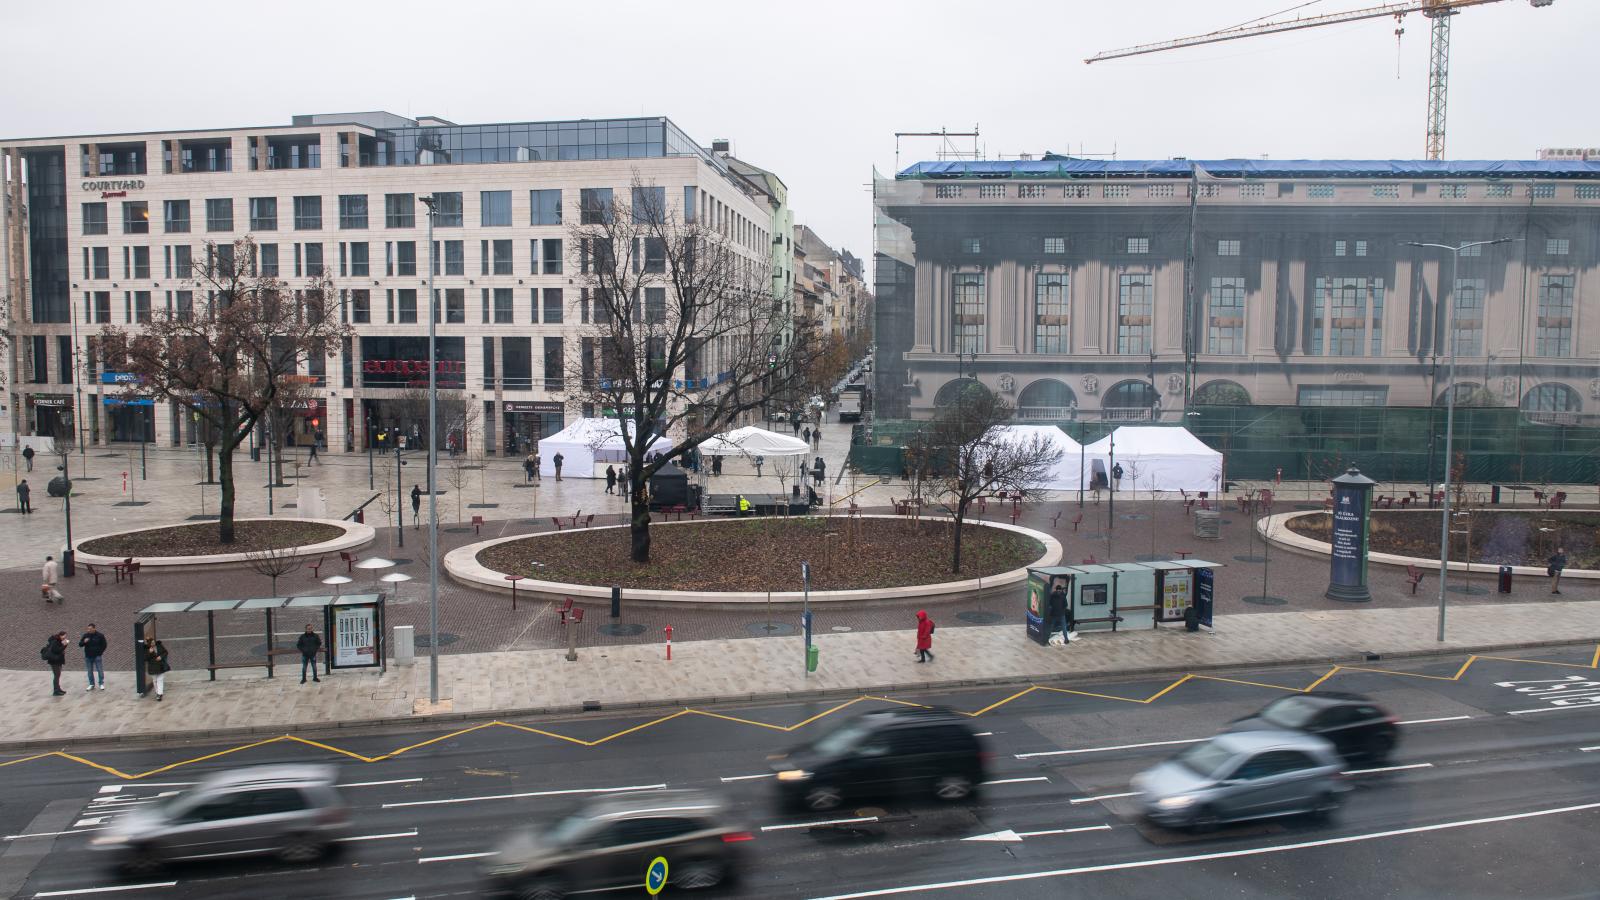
[645,856,669,895]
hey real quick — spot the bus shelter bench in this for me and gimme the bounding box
[1073,614,1125,632]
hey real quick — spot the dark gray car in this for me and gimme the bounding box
[90,764,349,872]
[1132,731,1348,830]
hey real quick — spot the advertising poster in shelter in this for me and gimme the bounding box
[1161,570,1193,621]
[334,605,378,668]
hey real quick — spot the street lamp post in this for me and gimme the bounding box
[419,194,442,704]
[1403,238,1514,642]
[366,414,374,490]
[58,463,75,575]
[394,441,405,549]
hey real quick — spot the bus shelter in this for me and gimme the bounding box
[1025,560,1222,645]
[133,593,385,694]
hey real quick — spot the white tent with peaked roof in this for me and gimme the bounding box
[537,418,669,478]
[990,425,1087,491]
[1082,426,1223,493]
[697,425,810,457]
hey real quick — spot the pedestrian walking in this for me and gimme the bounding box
[1548,546,1568,595]
[17,478,31,514]
[523,453,536,483]
[80,623,107,690]
[143,635,169,701]
[605,465,617,494]
[553,452,564,482]
[22,444,34,471]
[410,484,422,528]
[711,455,723,476]
[754,456,765,478]
[803,426,812,445]
[1111,462,1124,492]
[532,452,541,481]
[792,418,802,437]
[42,631,68,695]
[813,457,826,487]
[914,610,935,663]
[41,554,63,604]
[307,438,319,465]
[812,426,822,447]
[297,624,322,683]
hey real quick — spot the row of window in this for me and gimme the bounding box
[338,286,667,327]
[77,238,570,281]
[935,182,1580,201]
[947,272,1580,358]
[954,235,1571,258]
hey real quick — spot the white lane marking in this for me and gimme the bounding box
[1508,703,1600,716]
[383,783,665,809]
[418,851,496,864]
[975,732,994,737]
[32,884,177,897]
[1018,738,1204,759]
[339,830,418,842]
[761,816,879,832]
[965,824,1111,842]
[1579,745,1600,752]
[719,773,778,783]
[1343,763,1433,776]
[1395,715,1473,726]
[341,778,425,788]
[806,800,1600,900]
[1069,792,1137,805]
[98,784,191,793]
[5,829,103,841]
[982,777,1050,786]
[73,818,110,828]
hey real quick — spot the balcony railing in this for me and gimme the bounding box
[1017,406,1077,421]
[1101,407,1154,421]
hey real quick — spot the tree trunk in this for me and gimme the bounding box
[205,444,216,483]
[630,470,652,563]
[218,445,236,544]
[951,504,966,574]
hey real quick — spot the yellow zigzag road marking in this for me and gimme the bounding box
[4,646,1594,781]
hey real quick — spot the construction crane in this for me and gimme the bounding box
[1086,0,1556,160]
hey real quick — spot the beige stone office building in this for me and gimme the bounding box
[0,111,776,454]
[874,157,1600,424]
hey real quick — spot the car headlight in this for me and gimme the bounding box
[1156,795,1197,810]
[90,835,129,847]
[776,769,812,782]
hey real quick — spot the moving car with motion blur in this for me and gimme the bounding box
[482,790,750,899]
[1132,731,1347,830]
[90,764,350,873]
[769,707,990,811]
[1224,691,1400,763]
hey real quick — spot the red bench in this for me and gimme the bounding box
[1405,564,1425,595]
[1071,513,1083,532]
[471,515,485,535]
[340,550,360,572]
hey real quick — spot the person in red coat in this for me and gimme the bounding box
[915,610,935,663]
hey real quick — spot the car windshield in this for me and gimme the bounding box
[811,720,874,756]
[543,811,595,846]
[1176,741,1235,779]
[1259,696,1322,729]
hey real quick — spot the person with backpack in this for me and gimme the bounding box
[1548,546,1568,595]
[914,610,936,663]
[143,635,170,701]
[42,631,68,696]
[80,623,107,690]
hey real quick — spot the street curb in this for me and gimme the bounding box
[4,634,1596,756]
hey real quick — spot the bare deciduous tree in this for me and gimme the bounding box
[244,544,304,596]
[98,238,348,543]
[570,178,819,562]
[922,389,1063,573]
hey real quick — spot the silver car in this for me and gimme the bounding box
[1132,731,1348,830]
[90,764,350,872]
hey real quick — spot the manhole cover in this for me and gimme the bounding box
[958,611,1005,624]
[1241,595,1288,606]
[747,622,795,636]
[598,623,646,637]
[1233,554,1267,563]
[415,632,460,648]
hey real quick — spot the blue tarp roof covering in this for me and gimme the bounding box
[898,158,1600,180]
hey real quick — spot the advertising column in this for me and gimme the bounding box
[1325,466,1377,602]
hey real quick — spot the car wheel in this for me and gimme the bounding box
[677,859,726,889]
[119,847,162,877]
[516,877,566,900]
[933,774,974,802]
[804,786,843,811]
[1190,805,1222,833]
[1366,732,1396,764]
[277,837,326,863]
[1310,791,1342,823]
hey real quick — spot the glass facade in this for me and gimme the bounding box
[354,117,715,170]
[24,150,70,323]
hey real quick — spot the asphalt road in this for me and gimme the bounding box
[5,644,1600,899]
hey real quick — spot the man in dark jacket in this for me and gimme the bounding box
[80,624,108,690]
[411,484,423,528]
[1549,547,1568,595]
[297,625,323,683]
[16,478,30,514]
[22,444,34,471]
[43,631,67,695]
[552,452,564,481]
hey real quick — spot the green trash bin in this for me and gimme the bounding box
[806,644,820,673]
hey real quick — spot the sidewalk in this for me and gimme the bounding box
[7,600,1598,751]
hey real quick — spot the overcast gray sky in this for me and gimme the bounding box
[6,0,1595,273]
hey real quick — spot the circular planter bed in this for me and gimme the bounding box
[76,518,374,570]
[448,515,1061,605]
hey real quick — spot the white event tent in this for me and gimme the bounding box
[537,418,669,478]
[1082,426,1224,493]
[989,425,1086,491]
[696,425,810,458]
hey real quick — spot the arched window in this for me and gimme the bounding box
[1103,380,1157,409]
[933,377,989,409]
[1521,383,1581,412]
[1192,380,1251,406]
[1434,383,1498,407]
[1017,379,1077,420]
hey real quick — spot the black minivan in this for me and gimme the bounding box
[770,708,989,811]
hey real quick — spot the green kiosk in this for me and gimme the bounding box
[1026,559,1222,645]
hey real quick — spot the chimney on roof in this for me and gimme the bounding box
[711,139,732,155]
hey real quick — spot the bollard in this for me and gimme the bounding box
[565,608,583,661]
[611,584,621,619]
[665,624,673,661]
